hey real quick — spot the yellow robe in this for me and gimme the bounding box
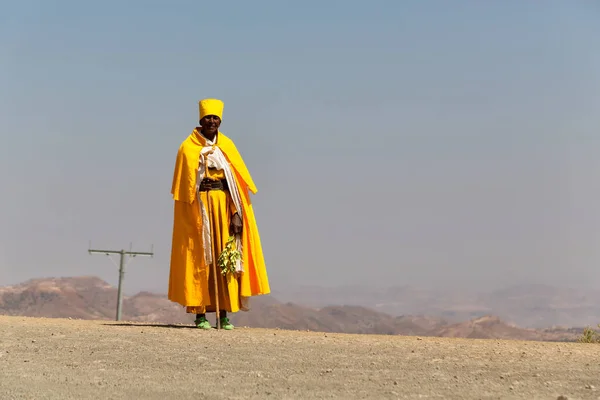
[168,128,270,313]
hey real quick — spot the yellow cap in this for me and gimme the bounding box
[198,98,224,121]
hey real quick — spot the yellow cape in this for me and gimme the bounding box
[168,128,270,307]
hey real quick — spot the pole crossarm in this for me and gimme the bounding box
[88,243,154,321]
[88,249,154,257]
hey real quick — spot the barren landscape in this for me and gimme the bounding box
[1,315,599,400]
[2,276,600,398]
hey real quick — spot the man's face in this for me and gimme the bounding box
[201,115,221,136]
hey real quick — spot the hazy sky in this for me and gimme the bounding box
[1,0,600,295]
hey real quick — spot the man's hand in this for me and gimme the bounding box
[230,213,243,235]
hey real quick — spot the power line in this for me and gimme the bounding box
[88,242,154,321]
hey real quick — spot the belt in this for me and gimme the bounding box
[198,179,229,192]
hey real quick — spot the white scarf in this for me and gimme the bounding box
[195,138,244,274]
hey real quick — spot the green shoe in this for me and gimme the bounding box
[220,317,234,330]
[194,316,212,330]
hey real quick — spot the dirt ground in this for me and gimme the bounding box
[1,316,599,400]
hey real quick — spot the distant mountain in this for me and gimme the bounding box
[0,276,118,319]
[433,315,579,341]
[0,276,583,342]
[272,283,600,329]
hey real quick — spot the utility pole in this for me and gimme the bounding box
[88,243,154,321]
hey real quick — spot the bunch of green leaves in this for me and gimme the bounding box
[217,236,241,276]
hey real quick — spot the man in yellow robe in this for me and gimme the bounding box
[169,98,270,330]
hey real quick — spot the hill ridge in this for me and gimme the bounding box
[0,276,583,342]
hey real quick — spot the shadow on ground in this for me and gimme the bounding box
[102,323,196,329]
